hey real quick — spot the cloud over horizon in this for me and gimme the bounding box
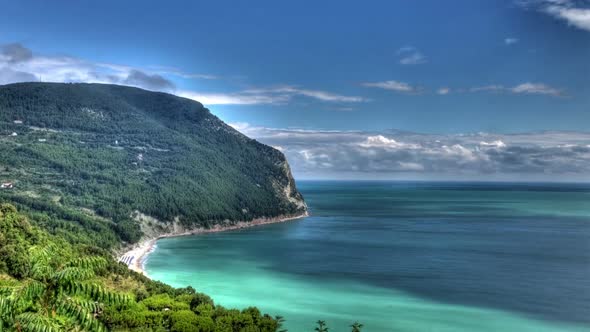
[231,123,590,181]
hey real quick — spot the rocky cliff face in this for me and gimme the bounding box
[279,160,307,211]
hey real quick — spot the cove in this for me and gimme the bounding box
[145,181,590,331]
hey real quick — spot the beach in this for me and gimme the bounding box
[118,212,309,275]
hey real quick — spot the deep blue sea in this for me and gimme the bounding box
[146,181,590,331]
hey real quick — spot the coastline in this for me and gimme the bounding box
[118,211,309,276]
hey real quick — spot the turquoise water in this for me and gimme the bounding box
[146,181,590,331]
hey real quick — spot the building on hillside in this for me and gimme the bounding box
[1,182,14,189]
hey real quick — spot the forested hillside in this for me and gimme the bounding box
[0,82,306,245]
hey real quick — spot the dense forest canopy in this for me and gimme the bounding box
[0,82,306,245]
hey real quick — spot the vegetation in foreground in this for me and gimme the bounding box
[0,203,284,331]
[0,204,363,331]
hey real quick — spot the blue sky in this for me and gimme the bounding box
[1,0,589,180]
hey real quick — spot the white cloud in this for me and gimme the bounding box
[362,81,564,97]
[0,44,177,91]
[229,122,253,132]
[182,86,367,105]
[362,80,418,93]
[359,135,421,149]
[230,125,590,179]
[470,85,505,93]
[511,82,563,96]
[545,3,590,32]
[396,46,427,65]
[177,90,290,105]
[520,0,590,32]
[360,135,405,148]
[147,66,218,80]
[0,67,37,85]
[505,37,520,45]
[400,53,427,65]
[470,83,564,97]
[0,43,367,106]
[290,88,366,102]
[437,87,451,95]
[398,162,425,171]
[253,86,366,103]
[480,140,507,148]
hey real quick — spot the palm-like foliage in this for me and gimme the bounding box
[350,322,364,332]
[0,246,129,331]
[314,320,329,332]
[275,315,287,332]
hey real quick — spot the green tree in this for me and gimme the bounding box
[0,245,128,331]
[350,322,364,332]
[170,310,214,332]
[314,320,329,332]
[275,315,287,332]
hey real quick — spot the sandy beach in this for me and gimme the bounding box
[118,212,309,275]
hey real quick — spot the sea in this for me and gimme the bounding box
[145,181,590,331]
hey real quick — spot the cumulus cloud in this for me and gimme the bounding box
[362,80,419,93]
[231,124,590,180]
[545,1,590,31]
[396,46,427,65]
[480,140,507,148]
[359,135,421,149]
[519,0,590,32]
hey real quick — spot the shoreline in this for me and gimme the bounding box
[117,211,309,276]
